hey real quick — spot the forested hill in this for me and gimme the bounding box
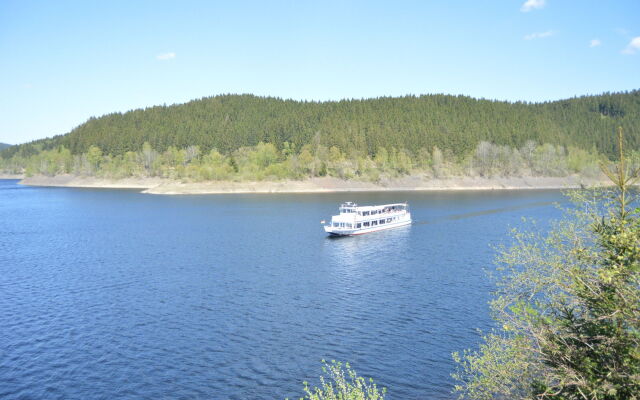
[3,91,640,159]
[0,143,11,151]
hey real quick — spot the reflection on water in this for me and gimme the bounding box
[0,180,566,400]
[325,225,411,266]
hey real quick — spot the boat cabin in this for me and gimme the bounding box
[329,202,409,229]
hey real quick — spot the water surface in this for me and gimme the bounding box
[0,180,566,399]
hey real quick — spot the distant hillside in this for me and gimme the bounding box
[2,91,639,159]
[0,143,11,151]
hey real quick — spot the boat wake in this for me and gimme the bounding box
[412,200,557,225]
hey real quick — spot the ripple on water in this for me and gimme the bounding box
[0,181,566,399]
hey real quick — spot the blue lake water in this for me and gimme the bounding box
[0,179,567,399]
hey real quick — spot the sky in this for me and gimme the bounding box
[1,0,639,145]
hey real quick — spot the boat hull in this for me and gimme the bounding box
[324,218,411,236]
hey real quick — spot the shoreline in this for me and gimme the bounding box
[0,173,25,180]
[12,174,610,195]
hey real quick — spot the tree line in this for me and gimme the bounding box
[1,140,628,182]
[2,91,639,164]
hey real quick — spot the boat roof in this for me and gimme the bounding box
[340,202,407,210]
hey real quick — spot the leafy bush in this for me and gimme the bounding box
[295,360,386,400]
[453,129,640,399]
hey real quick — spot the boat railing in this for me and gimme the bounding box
[357,208,406,216]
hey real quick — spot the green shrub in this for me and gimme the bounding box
[295,360,386,400]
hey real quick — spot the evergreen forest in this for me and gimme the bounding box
[2,91,639,181]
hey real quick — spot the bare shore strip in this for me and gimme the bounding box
[12,174,610,195]
[0,173,25,180]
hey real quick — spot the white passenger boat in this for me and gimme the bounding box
[323,202,412,236]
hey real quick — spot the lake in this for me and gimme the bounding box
[0,179,567,399]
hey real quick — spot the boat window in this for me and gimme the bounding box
[363,211,369,216]
[346,223,352,228]
[386,218,392,223]
[372,221,378,226]
[379,219,385,224]
[363,221,370,227]
[356,223,361,228]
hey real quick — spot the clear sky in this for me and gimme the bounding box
[1,0,639,145]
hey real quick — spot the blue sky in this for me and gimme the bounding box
[1,0,639,144]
